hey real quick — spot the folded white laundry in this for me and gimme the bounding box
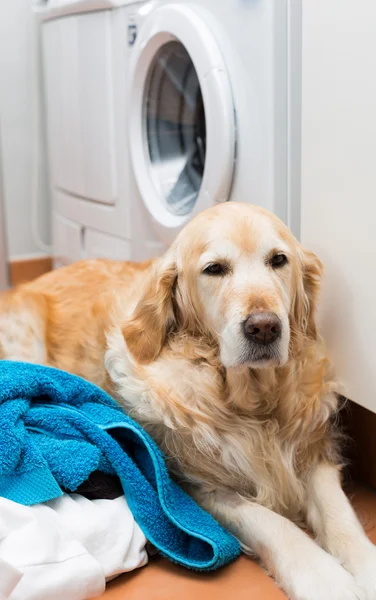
[0,494,148,600]
[46,493,148,582]
[0,558,22,600]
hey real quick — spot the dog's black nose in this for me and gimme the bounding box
[243,312,282,345]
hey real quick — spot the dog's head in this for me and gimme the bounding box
[123,203,322,369]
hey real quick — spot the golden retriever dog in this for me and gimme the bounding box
[1,203,375,599]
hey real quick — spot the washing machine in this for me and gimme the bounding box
[41,0,302,265]
[127,0,302,260]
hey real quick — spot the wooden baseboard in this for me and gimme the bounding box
[344,401,376,490]
[9,256,52,286]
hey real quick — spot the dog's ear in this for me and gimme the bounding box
[293,246,323,339]
[122,250,177,364]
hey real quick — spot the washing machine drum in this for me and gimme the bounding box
[129,4,236,242]
[146,42,206,217]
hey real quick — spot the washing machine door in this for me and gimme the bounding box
[129,4,235,244]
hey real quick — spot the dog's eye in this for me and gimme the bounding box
[270,253,288,268]
[203,263,228,276]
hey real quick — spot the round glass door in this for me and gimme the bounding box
[144,41,206,217]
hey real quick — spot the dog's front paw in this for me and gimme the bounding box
[352,543,376,600]
[284,552,364,600]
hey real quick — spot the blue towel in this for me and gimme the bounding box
[0,361,240,570]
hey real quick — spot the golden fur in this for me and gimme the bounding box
[1,203,375,600]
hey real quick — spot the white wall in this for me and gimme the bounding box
[0,135,8,289]
[301,0,376,413]
[0,0,50,260]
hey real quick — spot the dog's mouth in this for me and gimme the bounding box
[238,341,283,369]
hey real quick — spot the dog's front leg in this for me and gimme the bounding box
[307,462,376,599]
[193,487,362,600]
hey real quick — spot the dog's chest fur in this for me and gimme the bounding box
[106,329,338,520]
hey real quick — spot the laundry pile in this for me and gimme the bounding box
[0,491,147,600]
[0,362,240,600]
